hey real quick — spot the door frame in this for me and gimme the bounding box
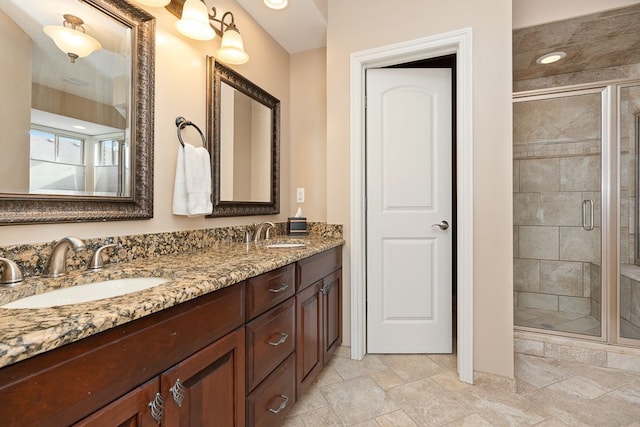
[349,28,474,383]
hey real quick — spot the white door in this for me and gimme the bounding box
[366,68,452,354]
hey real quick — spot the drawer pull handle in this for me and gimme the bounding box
[148,392,164,424]
[268,332,289,346]
[170,378,186,407]
[268,283,289,293]
[268,394,289,414]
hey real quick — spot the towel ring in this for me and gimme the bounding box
[175,116,206,148]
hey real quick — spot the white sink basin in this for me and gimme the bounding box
[1,277,172,309]
[264,243,307,248]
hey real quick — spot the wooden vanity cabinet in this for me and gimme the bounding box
[246,298,295,391]
[246,264,295,320]
[246,353,296,427]
[245,264,297,425]
[0,246,343,427]
[78,328,246,427]
[160,327,246,426]
[295,247,343,398]
[0,282,246,427]
[73,378,160,427]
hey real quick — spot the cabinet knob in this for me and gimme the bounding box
[267,394,289,414]
[148,392,164,424]
[170,378,186,407]
[268,283,289,293]
[268,332,289,346]
[320,282,332,295]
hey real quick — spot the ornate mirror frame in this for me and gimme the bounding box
[207,58,280,217]
[0,0,155,224]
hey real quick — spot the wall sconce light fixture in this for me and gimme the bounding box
[43,14,102,63]
[166,0,249,65]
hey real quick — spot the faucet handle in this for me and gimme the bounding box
[0,257,24,285]
[88,243,117,271]
[265,224,275,240]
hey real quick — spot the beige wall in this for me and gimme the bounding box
[290,48,327,221]
[326,0,514,377]
[0,0,291,245]
[0,10,31,193]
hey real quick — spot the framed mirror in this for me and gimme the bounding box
[207,58,280,217]
[0,0,154,224]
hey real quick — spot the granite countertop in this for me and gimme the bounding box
[0,236,344,369]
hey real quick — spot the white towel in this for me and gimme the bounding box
[173,144,213,216]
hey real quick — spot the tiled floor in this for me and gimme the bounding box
[284,347,640,426]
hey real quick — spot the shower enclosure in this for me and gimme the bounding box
[513,81,640,347]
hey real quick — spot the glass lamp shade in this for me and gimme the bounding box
[216,29,249,64]
[135,0,171,6]
[264,0,288,10]
[175,0,215,40]
[43,25,102,62]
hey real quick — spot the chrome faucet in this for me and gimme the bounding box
[254,221,275,243]
[0,258,23,285]
[44,236,86,278]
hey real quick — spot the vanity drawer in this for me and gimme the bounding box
[247,353,296,427]
[246,297,295,391]
[296,246,342,291]
[247,263,295,320]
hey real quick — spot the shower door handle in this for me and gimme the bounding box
[582,199,594,231]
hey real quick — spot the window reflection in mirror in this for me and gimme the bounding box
[0,0,131,198]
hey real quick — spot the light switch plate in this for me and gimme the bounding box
[296,188,305,203]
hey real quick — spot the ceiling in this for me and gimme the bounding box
[235,0,327,54]
[513,3,640,82]
[236,1,640,82]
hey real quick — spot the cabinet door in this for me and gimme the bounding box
[322,269,343,362]
[74,379,160,427]
[295,281,323,398]
[161,327,245,427]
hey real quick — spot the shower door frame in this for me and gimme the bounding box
[513,83,615,344]
[617,80,640,348]
[515,78,640,349]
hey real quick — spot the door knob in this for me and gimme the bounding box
[432,220,449,230]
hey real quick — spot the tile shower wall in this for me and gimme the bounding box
[513,93,602,321]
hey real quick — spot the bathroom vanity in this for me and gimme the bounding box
[0,240,342,426]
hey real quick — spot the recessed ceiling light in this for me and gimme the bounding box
[264,0,288,10]
[73,125,87,130]
[536,51,566,65]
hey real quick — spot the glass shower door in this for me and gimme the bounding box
[513,89,604,337]
[619,83,640,344]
